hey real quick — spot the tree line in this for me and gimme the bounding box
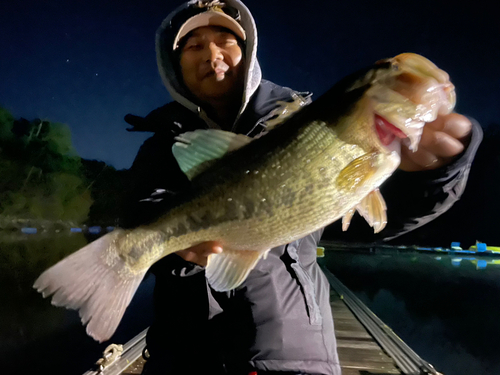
[0,107,127,229]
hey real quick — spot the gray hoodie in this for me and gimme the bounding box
[155,0,262,131]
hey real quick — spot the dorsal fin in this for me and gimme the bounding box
[264,93,310,130]
[172,129,253,180]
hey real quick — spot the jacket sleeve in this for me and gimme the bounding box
[323,118,483,242]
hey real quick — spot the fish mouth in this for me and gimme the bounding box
[369,85,428,152]
[368,53,456,152]
[374,114,406,146]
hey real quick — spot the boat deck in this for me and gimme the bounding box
[98,288,402,375]
[330,288,401,374]
[121,358,145,375]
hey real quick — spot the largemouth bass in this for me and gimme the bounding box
[34,53,455,342]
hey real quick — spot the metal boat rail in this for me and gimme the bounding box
[320,264,442,375]
[83,328,148,375]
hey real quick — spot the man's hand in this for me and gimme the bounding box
[175,241,223,266]
[399,113,472,172]
[389,54,472,172]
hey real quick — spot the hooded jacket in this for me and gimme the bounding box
[156,0,262,130]
[123,1,483,374]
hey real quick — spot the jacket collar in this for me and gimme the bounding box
[125,80,308,137]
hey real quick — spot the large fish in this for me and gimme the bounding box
[34,53,455,342]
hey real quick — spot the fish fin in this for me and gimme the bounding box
[342,208,356,231]
[206,248,267,292]
[356,188,387,233]
[262,248,271,260]
[336,152,378,192]
[172,129,253,180]
[264,92,311,130]
[33,229,147,343]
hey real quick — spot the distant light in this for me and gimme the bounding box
[476,260,487,270]
[88,226,101,234]
[66,59,70,62]
[70,228,82,233]
[21,228,37,234]
[95,73,98,76]
[476,242,487,252]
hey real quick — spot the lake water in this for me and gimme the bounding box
[321,248,500,375]
[0,233,154,375]
[2,235,499,375]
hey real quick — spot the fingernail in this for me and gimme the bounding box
[214,246,223,253]
[424,158,439,167]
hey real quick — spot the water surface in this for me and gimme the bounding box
[0,233,154,375]
[322,248,500,375]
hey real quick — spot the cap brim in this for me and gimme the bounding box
[173,11,246,50]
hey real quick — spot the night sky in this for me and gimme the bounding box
[1,0,499,170]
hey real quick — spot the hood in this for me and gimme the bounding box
[155,0,262,128]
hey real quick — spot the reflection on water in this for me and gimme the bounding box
[322,249,500,375]
[0,233,154,375]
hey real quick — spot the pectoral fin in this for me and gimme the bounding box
[336,152,378,192]
[206,248,267,292]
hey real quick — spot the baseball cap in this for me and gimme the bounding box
[172,1,246,50]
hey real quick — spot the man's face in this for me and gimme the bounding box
[179,26,245,103]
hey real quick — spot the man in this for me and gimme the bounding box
[123,1,482,374]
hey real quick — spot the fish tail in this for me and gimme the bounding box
[33,229,147,343]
